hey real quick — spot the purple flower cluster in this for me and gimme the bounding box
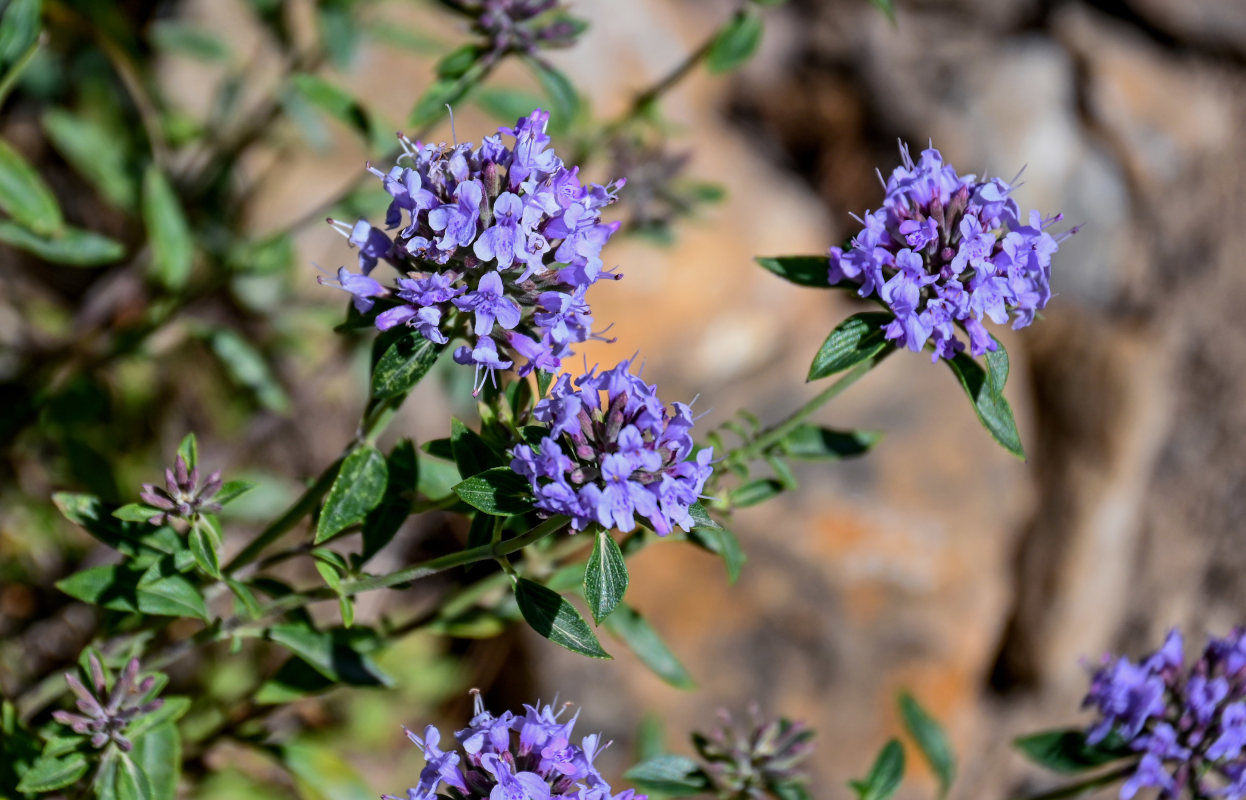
[693,708,815,800]
[509,358,713,535]
[385,691,642,800]
[52,655,164,752]
[458,0,584,56]
[140,454,221,525]
[827,143,1075,360]
[1083,629,1246,799]
[319,109,623,393]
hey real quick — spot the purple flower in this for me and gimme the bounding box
[454,336,514,395]
[387,692,645,800]
[140,453,222,526]
[510,358,713,534]
[317,267,385,313]
[826,143,1075,360]
[51,655,164,752]
[319,109,622,387]
[1079,628,1246,799]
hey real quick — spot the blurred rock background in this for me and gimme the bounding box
[3,0,1245,797]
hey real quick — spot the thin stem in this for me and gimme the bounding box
[1009,765,1137,800]
[223,456,343,575]
[726,348,893,466]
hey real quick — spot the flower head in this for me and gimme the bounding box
[828,143,1076,361]
[1082,628,1246,798]
[692,708,815,800]
[509,358,713,535]
[446,0,585,57]
[323,110,624,393]
[139,453,221,525]
[385,691,643,800]
[51,655,165,752]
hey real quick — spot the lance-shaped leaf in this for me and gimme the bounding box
[450,417,504,479]
[0,0,42,63]
[288,73,386,151]
[137,557,210,620]
[265,623,393,687]
[849,740,905,800]
[0,137,62,235]
[131,724,180,800]
[779,424,882,460]
[688,523,745,583]
[525,56,579,129]
[142,166,194,291]
[755,255,837,288]
[624,755,711,796]
[452,466,533,516]
[316,445,388,543]
[584,529,628,623]
[0,219,123,266]
[729,478,783,508]
[372,329,443,399]
[15,752,89,794]
[706,8,763,74]
[409,57,489,128]
[281,740,375,800]
[514,578,610,659]
[113,751,154,800]
[898,693,955,798]
[362,440,419,561]
[42,110,137,211]
[204,328,291,413]
[945,347,1023,459]
[604,604,695,689]
[808,312,892,381]
[1013,729,1135,775]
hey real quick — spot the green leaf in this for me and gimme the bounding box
[149,21,231,61]
[316,445,388,543]
[780,424,882,460]
[898,693,955,798]
[265,624,393,686]
[623,755,711,796]
[124,697,190,749]
[754,255,835,288]
[452,466,533,516]
[112,503,163,522]
[450,417,504,479]
[280,740,375,800]
[371,329,443,399]
[288,73,379,148]
[0,219,123,266]
[584,529,628,624]
[945,349,1023,458]
[56,565,140,611]
[808,312,892,381]
[54,493,182,559]
[177,432,197,470]
[255,657,334,704]
[362,439,418,561]
[537,369,555,397]
[138,558,210,620]
[316,4,359,68]
[142,166,194,291]
[215,479,258,506]
[42,109,137,211]
[204,327,291,413]
[0,0,42,64]
[729,478,784,508]
[188,522,221,578]
[870,0,897,23]
[408,61,488,129]
[436,44,483,79]
[849,739,905,800]
[688,502,721,530]
[15,752,88,794]
[525,57,579,129]
[706,9,763,74]
[226,579,262,619]
[604,604,695,689]
[1013,729,1134,775]
[0,136,62,235]
[687,524,745,583]
[130,723,180,800]
[475,86,549,124]
[114,752,154,800]
[514,578,611,659]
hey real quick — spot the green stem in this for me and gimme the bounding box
[222,456,343,575]
[1009,765,1137,800]
[727,348,893,465]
